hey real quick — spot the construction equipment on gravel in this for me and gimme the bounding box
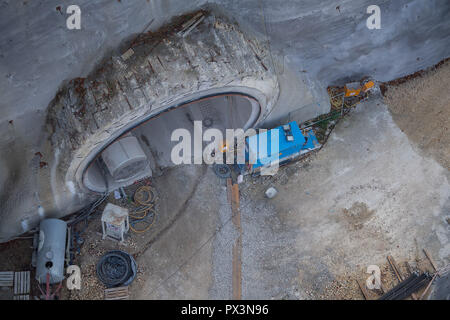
[213,121,320,179]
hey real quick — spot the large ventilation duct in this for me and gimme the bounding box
[101,135,149,182]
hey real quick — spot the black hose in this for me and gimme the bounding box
[96,250,137,288]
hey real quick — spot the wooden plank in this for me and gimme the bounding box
[0,271,14,279]
[230,182,242,300]
[357,279,370,300]
[231,183,241,230]
[105,286,129,300]
[105,288,128,293]
[419,273,438,300]
[232,236,242,300]
[26,271,30,295]
[387,256,417,300]
[0,280,13,286]
[14,272,18,295]
[0,271,14,287]
[387,256,404,281]
[423,249,438,272]
[14,271,30,295]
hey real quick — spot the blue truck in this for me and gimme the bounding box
[214,121,321,178]
[245,121,320,173]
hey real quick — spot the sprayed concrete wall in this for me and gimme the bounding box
[211,0,450,125]
[0,0,449,241]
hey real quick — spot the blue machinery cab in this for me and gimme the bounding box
[244,121,321,174]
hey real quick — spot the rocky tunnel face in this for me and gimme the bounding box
[46,14,279,200]
[83,93,260,193]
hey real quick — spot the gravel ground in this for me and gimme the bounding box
[384,59,450,171]
[209,184,238,299]
[61,179,157,300]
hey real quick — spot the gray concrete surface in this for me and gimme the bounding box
[0,13,281,241]
[430,271,450,299]
[129,96,449,299]
[239,98,450,298]
[213,0,450,84]
[0,0,449,241]
[132,164,219,299]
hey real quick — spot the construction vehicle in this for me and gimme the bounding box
[213,121,321,178]
[243,121,320,174]
[326,78,376,116]
[344,79,375,97]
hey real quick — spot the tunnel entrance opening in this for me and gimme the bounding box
[83,93,260,193]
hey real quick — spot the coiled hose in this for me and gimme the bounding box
[96,250,137,288]
[129,185,157,233]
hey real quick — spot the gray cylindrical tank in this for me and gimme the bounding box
[101,135,148,182]
[36,219,67,284]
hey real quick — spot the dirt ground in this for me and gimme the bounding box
[61,179,161,300]
[63,164,218,300]
[0,238,33,300]
[383,59,450,171]
[237,116,447,300]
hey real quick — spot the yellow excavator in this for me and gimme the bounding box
[344,79,376,97]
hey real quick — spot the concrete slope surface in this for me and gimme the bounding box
[0,0,449,241]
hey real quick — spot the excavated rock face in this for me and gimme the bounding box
[1,1,449,243]
[45,13,279,221]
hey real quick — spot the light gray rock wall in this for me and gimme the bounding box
[0,0,449,241]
